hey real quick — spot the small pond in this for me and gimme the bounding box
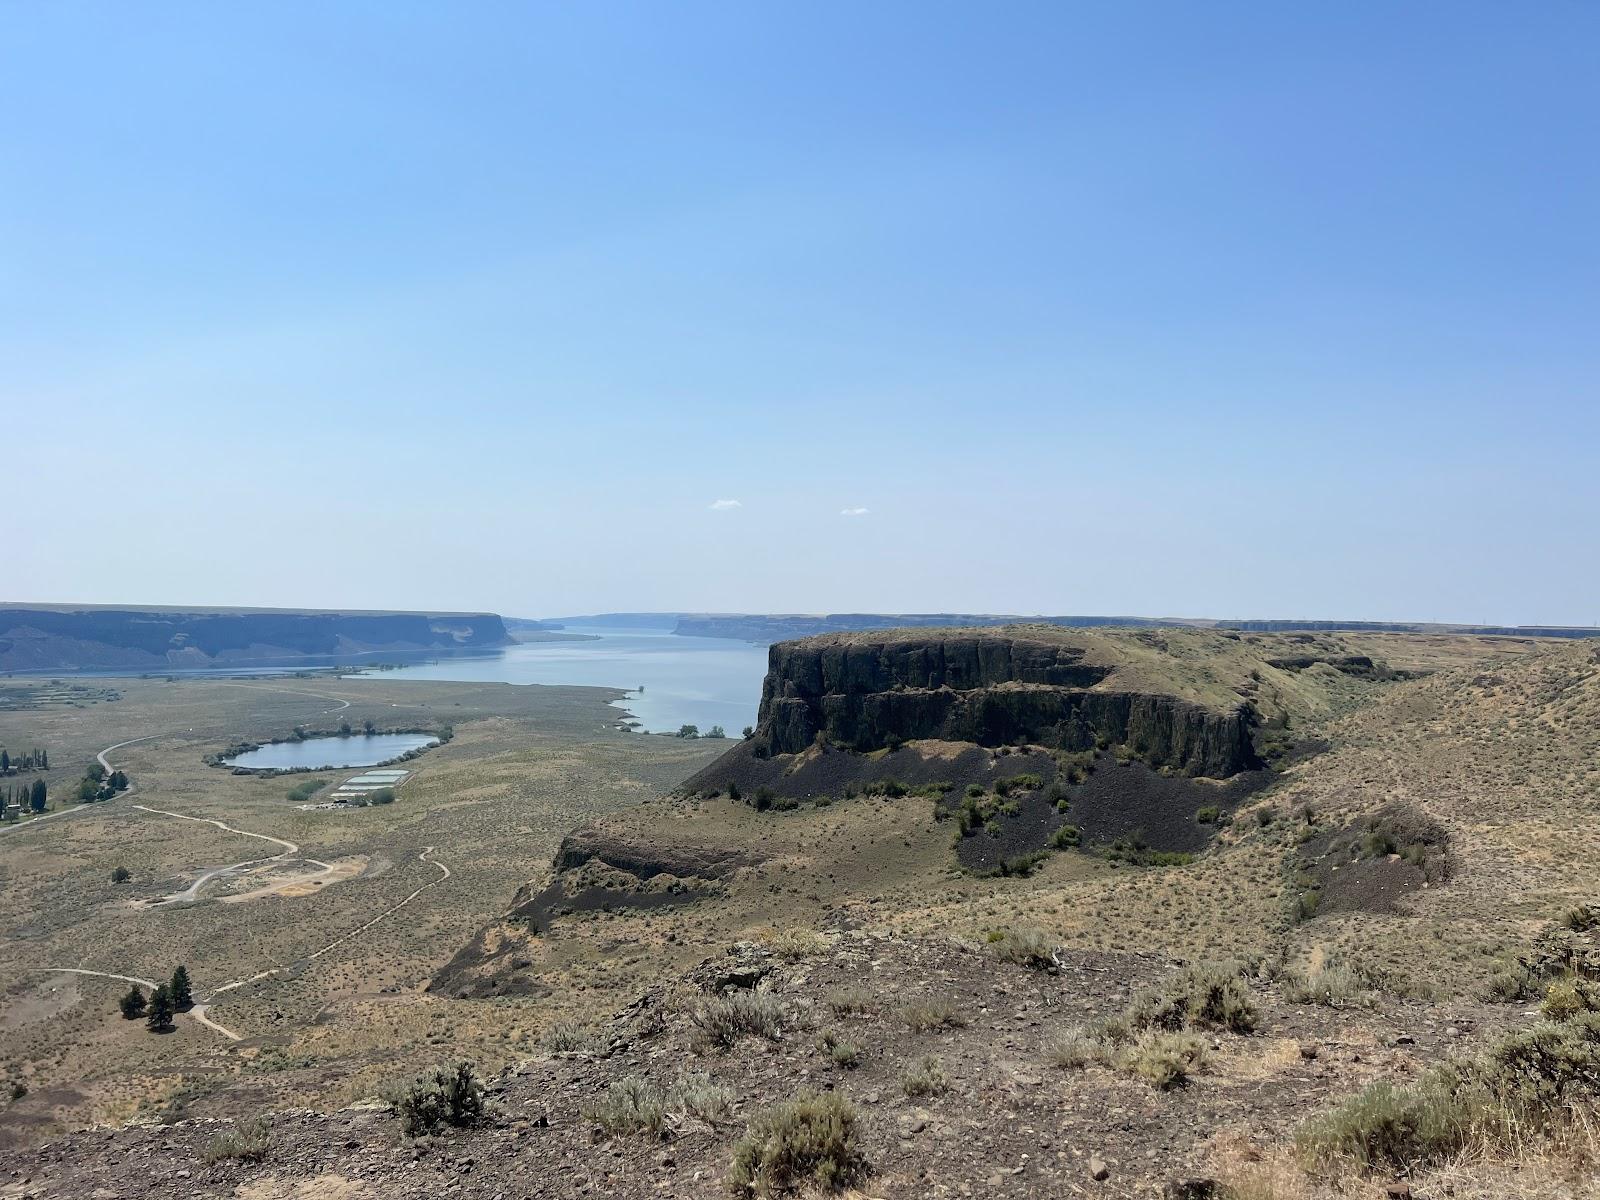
[222,733,439,771]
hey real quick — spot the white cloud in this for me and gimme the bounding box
[840,506,869,517]
[709,498,742,511]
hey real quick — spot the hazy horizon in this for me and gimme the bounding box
[8,4,1598,625]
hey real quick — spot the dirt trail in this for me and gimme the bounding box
[0,733,170,837]
[19,693,447,1046]
[129,803,330,904]
[205,681,353,714]
[32,968,240,1039]
[197,847,451,1036]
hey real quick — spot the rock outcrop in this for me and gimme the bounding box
[752,634,1258,777]
[0,605,512,670]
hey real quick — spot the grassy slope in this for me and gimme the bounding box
[0,675,723,1141]
[509,634,1589,1009]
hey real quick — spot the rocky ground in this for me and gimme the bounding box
[0,934,1533,1200]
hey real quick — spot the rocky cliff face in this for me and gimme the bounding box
[753,634,1257,777]
[0,606,512,670]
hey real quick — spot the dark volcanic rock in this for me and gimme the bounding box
[752,634,1258,777]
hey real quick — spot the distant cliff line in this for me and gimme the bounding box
[0,604,512,672]
[543,612,1600,644]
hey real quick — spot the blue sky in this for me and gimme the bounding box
[5,3,1597,623]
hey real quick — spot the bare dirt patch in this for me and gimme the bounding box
[219,857,368,905]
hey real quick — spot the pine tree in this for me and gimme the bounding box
[29,779,46,813]
[146,984,174,1031]
[119,985,146,1020]
[169,965,193,1011]
[1,750,9,773]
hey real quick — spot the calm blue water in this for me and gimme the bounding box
[223,732,439,770]
[356,627,769,735]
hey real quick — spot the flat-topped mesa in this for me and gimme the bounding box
[753,633,1258,777]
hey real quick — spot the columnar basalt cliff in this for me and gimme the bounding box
[753,634,1258,777]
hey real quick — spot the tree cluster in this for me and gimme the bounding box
[119,965,194,1031]
[0,778,47,817]
[75,762,129,803]
[0,747,48,774]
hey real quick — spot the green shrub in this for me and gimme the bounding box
[1542,977,1600,1021]
[1049,824,1081,849]
[764,928,831,960]
[1101,833,1195,868]
[994,773,1042,797]
[1044,1026,1109,1070]
[582,1075,667,1134]
[1118,1031,1208,1089]
[815,1028,862,1069]
[964,783,986,798]
[862,779,909,798]
[202,1115,271,1164]
[1361,830,1397,857]
[1296,1014,1600,1170]
[900,999,966,1032]
[675,1073,734,1125]
[900,1054,948,1097]
[1195,805,1219,824]
[825,986,872,1016]
[541,1020,596,1053]
[582,1073,735,1134]
[692,991,787,1049]
[1283,963,1372,1009]
[729,1091,865,1197]
[1295,1068,1473,1169]
[982,850,1049,878]
[394,1061,486,1136]
[987,927,1059,970]
[1477,1011,1600,1123]
[1564,904,1600,933]
[1124,961,1258,1034]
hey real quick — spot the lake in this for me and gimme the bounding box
[356,626,770,735]
[223,732,439,770]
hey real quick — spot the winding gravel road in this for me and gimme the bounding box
[19,683,449,1043]
[129,803,330,904]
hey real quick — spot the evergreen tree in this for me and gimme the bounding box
[169,965,193,1010]
[1,749,9,773]
[29,779,46,812]
[146,984,174,1031]
[119,985,146,1020]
